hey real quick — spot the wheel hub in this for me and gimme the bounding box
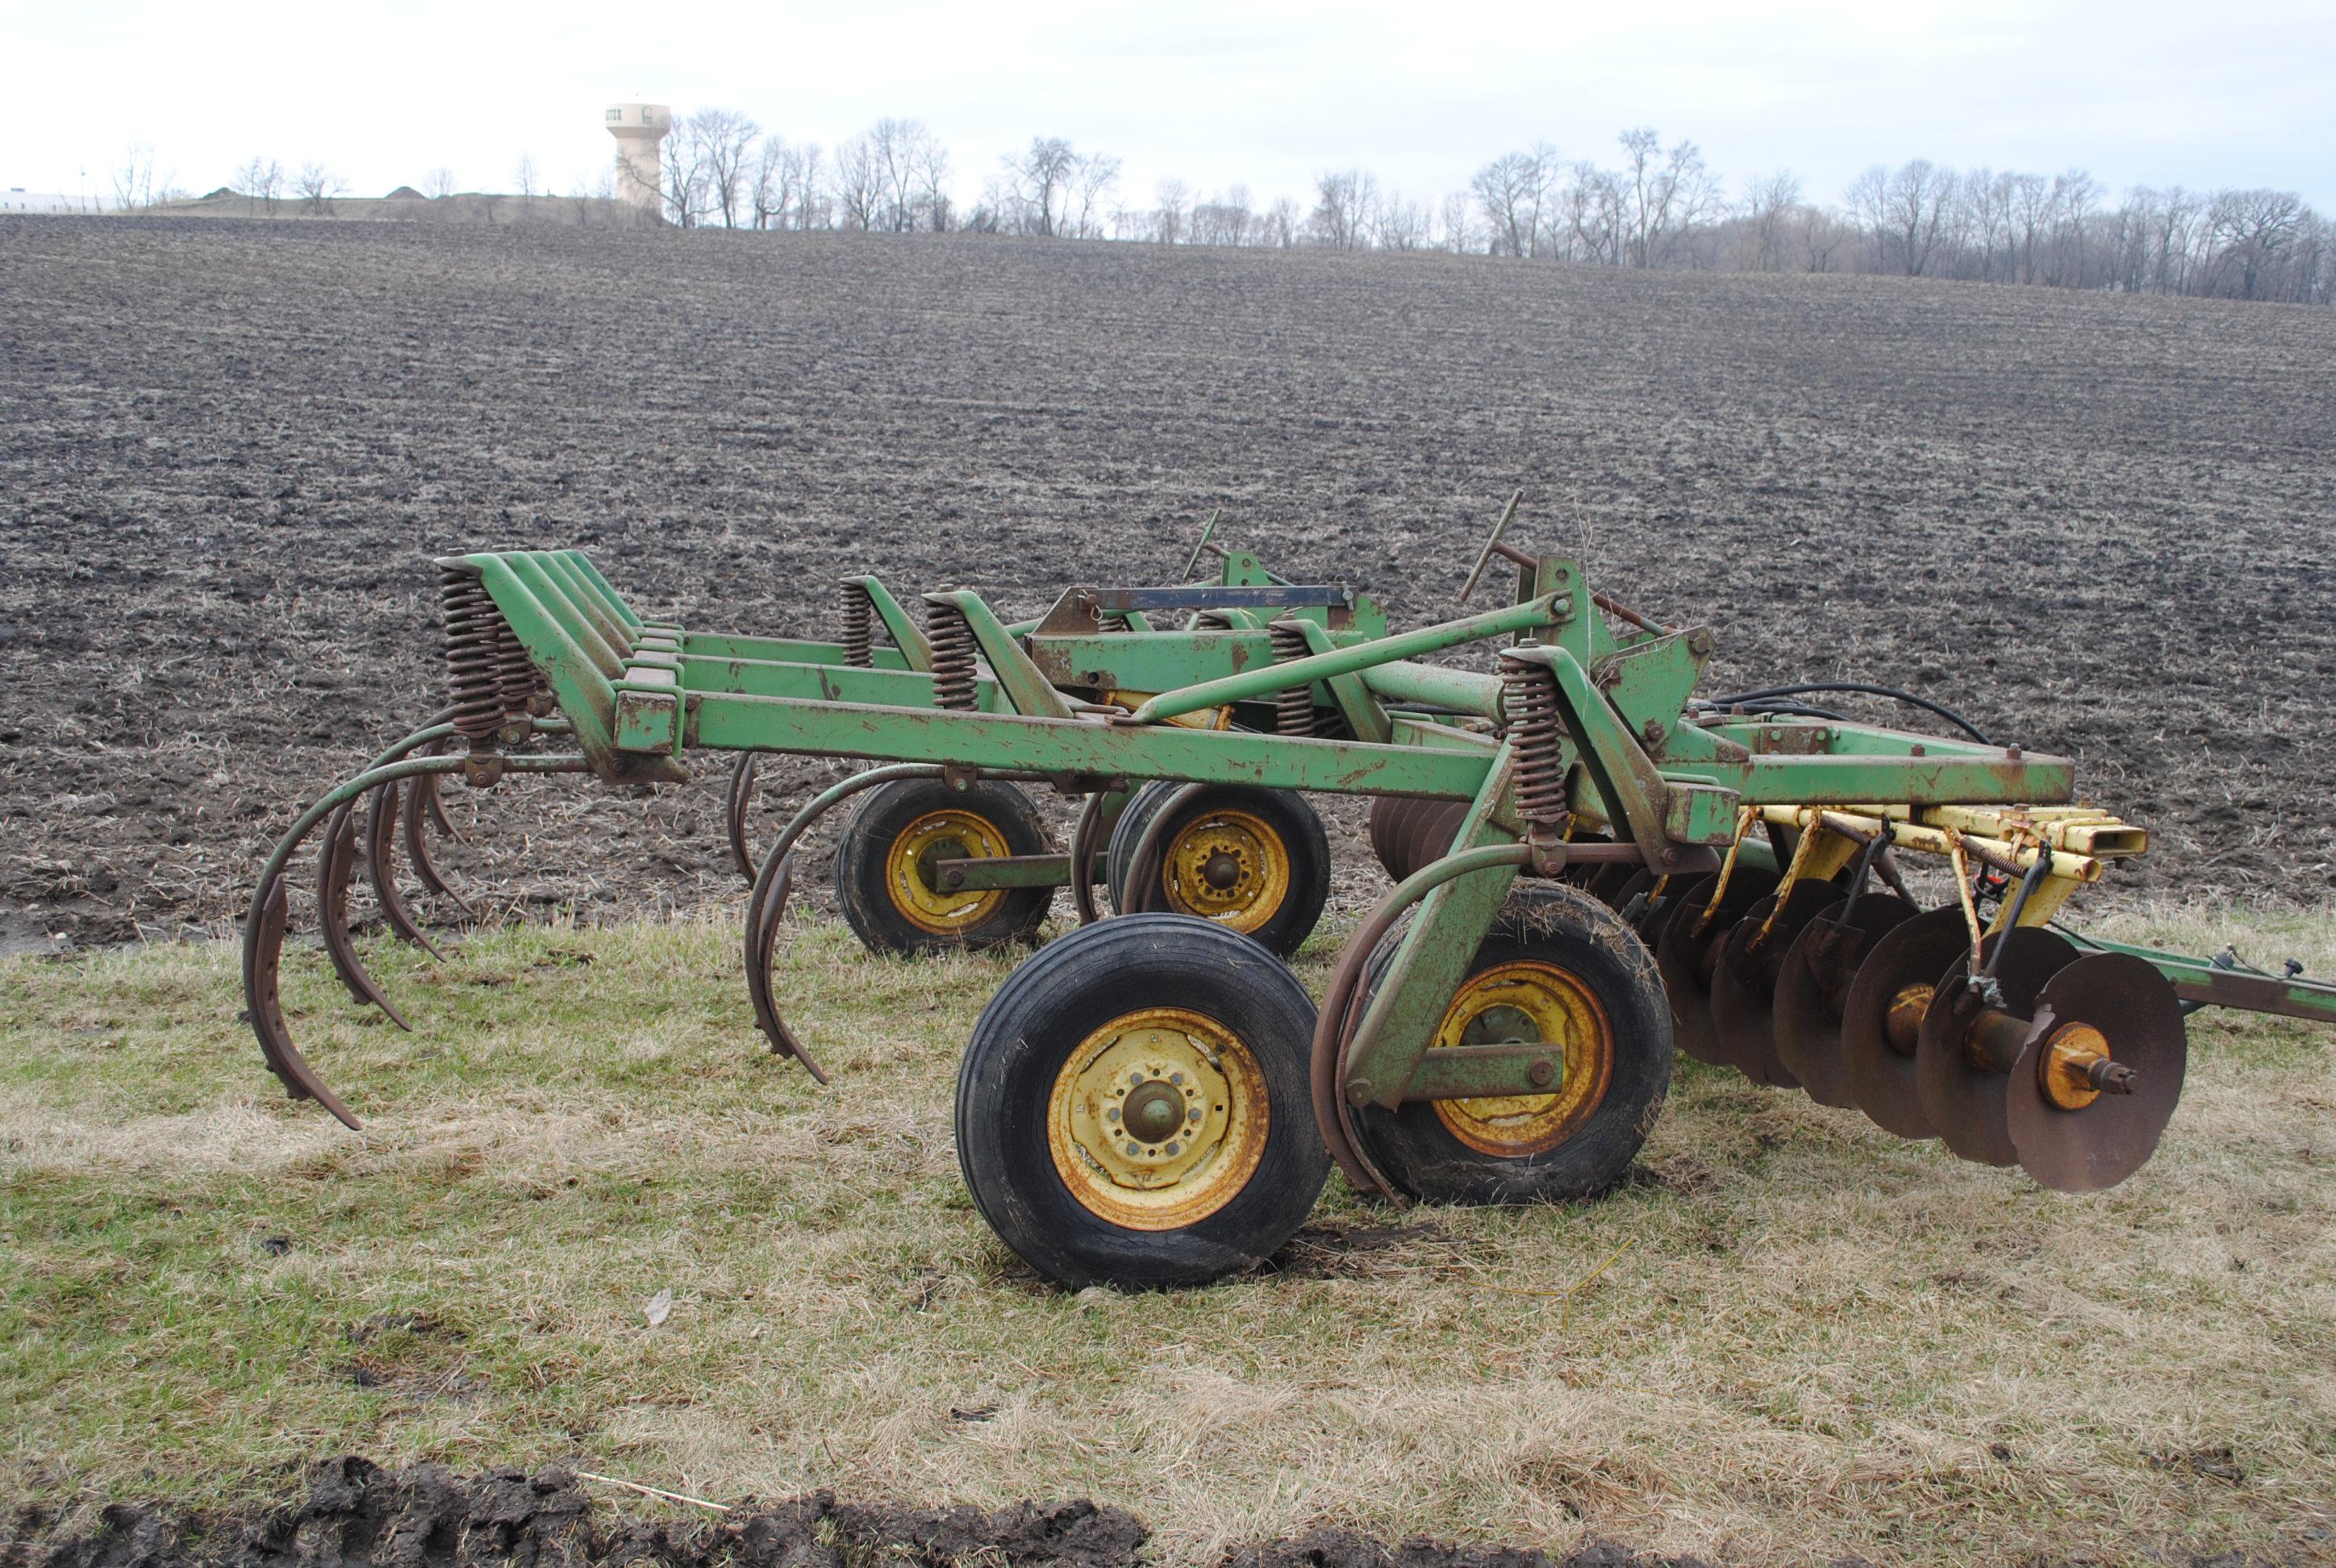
[1162,809,1289,934]
[885,809,1009,934]
[1430,961,1614,1157]
[1047,1007,1270,1231]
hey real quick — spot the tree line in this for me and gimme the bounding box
[645,110,2333,306]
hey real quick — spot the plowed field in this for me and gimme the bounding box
[3,215,2332,949]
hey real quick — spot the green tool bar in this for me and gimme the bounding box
[2063,934,2336,1023]
[1360,661,1505,717]
[686,693,1497,799]
[677,652,1008,711]
[1122,596,1562,725]
[678,630,915,670]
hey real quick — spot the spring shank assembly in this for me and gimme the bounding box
[1268,619,1316,736]
[439,565,506,747]
[924,598,978,711]
[1500,653,1567,828]
[841,581,874,668]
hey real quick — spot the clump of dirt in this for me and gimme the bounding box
[1222,1531,1700,1568]
[4,1457,1144,1568]
[0,1458,1707,1568]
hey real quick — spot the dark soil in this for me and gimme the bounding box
[1,1457,1699,1568]
[2,215,2333,949]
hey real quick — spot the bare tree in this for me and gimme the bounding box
[1740,169,1800,271]
[238,156,285,216]
[1069,152,1120,240]
[906,124,953,231]
[661,131,708,227]
[1153,177,1191,244]
[1191,185,1253,247]
[112,144,155,211]
[1439,190,1477,253]
[787,143,828,230]
[2209,188,2305,298]
[1002,136,1078,236]
[683,109,760,228]
[1372,191,1430,250]
[1309,169,1377,249]
[514,154,540,217]
[749,137,785,230]
[1471,144,1554,256]
[1615,129,1707,267]
[293,161,347,215]
[422,166,456,202]
[1263,196,1299,248]
[832,132,882,229]
[1795,203,1850,273]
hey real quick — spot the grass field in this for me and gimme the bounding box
[6,904,2333,1566]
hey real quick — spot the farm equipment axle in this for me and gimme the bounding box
[246,518,2336,1288]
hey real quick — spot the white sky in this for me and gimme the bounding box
[7,0,2332,211]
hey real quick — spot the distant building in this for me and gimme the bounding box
[605,102,671,215]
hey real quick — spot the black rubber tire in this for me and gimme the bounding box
[956,915,1331,1289]
[1104,782,1331,958]
[832,778,1053,957]
[1350,884,1673,1205]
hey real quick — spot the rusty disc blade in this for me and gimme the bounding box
[1366,795,1467,885]
[1838,905,1970,1139]
[1916,927,2079,1167]
[1771,893,1917,1107]
[1654,868,1781,1067]
[2009,953,2188,1192]
[1708,880,1846,1086]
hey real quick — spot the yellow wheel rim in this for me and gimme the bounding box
[883,809,1012,936]
[1430,961,1613,1157]
[1047,1007,1270,1232]
[1160,808,1290,934]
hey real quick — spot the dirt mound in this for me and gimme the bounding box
[1,1458,1696,1568]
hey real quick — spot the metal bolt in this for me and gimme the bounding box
[1528,1057,1557,1087]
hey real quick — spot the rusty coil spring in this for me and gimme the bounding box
[492,612,540,715]
[1191,611,1235,631]
[440,566,507,744]
[1268,620,1316,737]
[1500,655,1567,825]
[841,582,874,668]
[926,603,978,710]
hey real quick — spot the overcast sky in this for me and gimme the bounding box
[9,0,2332,212]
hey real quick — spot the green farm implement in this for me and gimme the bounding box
[246,509,2336,1287]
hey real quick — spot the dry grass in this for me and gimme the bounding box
[3,903,2334,1566]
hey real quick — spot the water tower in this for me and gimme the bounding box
[605,102,671,214]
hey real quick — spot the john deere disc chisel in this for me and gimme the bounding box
[247,507,2336,1288]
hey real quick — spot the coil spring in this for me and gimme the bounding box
[926,601,978,710]
[440,565,506,744]
[493,613,540,715]
[1501,655,1567,824]
[1268,620,1315,737]
[841,582,874,668]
